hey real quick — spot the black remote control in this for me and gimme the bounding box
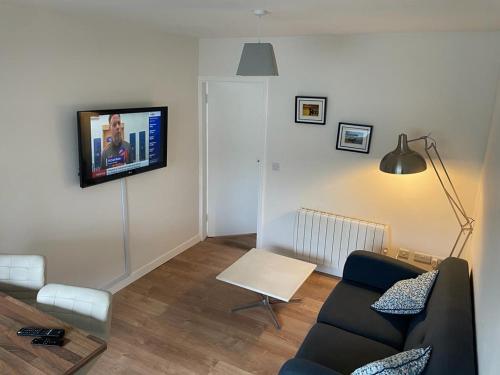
[17,327,65,339]
[31,337,64,346]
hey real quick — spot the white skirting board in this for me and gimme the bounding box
[106,234,202,294]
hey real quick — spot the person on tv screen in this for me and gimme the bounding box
[101,114,131,169]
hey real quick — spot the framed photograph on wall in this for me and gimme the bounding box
[336,122,373,154]
[295,96,327,125]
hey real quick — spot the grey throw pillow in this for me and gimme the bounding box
[351,346,432,375]
[372,270,438,314]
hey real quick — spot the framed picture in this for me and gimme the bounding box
[336,122,373,154]
[295,96,327,125]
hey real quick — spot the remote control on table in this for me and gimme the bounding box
[31,337,64,346]
[17,327,65,339]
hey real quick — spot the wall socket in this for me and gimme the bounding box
[414,252,432,265]
[397,248,410,259]
[397,247,443,270]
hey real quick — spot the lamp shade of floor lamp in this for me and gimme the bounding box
[379,133,474,258]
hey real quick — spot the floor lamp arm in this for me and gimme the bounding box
[417,136,474,258]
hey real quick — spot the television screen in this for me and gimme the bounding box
[77,106,167,188]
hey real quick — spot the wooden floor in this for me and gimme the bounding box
[92,235,339,375]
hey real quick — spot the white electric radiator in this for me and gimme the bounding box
[293,208,390,277]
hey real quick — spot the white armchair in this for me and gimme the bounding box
[37,284,112,374]
[0,254,45,305]
[36,283,112,340]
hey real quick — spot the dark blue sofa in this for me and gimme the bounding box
[279,250,476,375]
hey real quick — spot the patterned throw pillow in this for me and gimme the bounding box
[372,270,439,314]
[351,347,432,375]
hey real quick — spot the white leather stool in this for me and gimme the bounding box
[0,254,45,305]
[37,283,112,374]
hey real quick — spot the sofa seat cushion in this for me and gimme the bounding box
[296,323,399,374]
[318,281,410,349]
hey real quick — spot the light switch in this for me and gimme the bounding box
[272,162,280,171]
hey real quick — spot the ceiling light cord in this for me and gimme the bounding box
[258,14,261,43]
[253,9,268,44]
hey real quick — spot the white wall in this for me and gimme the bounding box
[200,33,500,258]
[470,75,500,375]
[0,3,200,289]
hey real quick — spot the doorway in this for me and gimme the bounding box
[200,79,267,243]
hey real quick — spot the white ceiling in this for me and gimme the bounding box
[5,0,500,37]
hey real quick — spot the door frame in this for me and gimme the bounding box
[198,76,269,247]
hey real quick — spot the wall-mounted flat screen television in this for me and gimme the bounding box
[77,106,168,188]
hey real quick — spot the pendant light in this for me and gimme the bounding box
[236,9,279,76]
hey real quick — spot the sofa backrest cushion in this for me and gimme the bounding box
[404,257,476,375]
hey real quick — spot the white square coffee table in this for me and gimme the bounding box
[216,248,316,329]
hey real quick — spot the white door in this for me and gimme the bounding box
[206,81,266,237]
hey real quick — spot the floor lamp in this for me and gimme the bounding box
[379,134,474,258]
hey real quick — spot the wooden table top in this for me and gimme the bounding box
[0,291,107,374]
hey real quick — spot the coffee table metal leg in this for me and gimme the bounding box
[263,295,281,329]
[231,300,264,312]
[231,294,293,330]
